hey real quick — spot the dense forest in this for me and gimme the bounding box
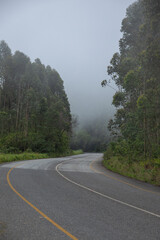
[0,41,71,154]
[102,0,160,162]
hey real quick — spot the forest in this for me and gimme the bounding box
[0,41,71,154]
[102,0,160,184]
[0,40,109,156]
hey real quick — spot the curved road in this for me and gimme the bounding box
[0,153,160,239]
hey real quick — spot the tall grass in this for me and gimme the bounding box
[0,152,49,164]
[103,153,160,186]
[0,149,83,164]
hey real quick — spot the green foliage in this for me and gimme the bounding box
[112,92,126,107]
[103,154,160,186]
[103,0,160,185]
[0,152,49,164]
[137,94,148,109]
[106,0,160,161]
[0,41,71,154]
[72,149,83,155]
[124,70,138,92]
[0,150,83,164]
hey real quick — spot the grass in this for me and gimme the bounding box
[0,152,49,164]
[103,154,160,186]
[0,149,83,164]
[48,149,83,158]
[72,149,83,155]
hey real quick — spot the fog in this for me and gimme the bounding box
[0,0,135,124]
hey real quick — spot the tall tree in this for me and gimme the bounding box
[0,41,71,153]
[103,0,160,159]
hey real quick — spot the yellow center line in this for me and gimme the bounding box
[90,159,160,195]
[7,164,78,240]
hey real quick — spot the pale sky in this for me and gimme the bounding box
[0,0,135,123]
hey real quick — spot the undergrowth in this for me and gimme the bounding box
[103,152,160,186]
[0,149,83,164]
[0,152,48,164]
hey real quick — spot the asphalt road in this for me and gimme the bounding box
[0,153,160,240]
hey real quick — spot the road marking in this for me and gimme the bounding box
[90,159,160,195]
[56,160,160,219]
[7,164,78,240]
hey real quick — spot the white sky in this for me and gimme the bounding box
[0,0,135,123]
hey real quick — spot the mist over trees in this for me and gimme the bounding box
[0,41,71,153]
[70,115,110,152]
[103,0,160,160]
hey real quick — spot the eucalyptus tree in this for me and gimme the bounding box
[0,41,71,153]
[103,0,160,159]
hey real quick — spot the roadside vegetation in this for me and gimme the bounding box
[0,41,71,155]
[0,150,83,164]
[103,143,160,185]
[0,152,48,164]
[102,0,160,185]
[72,149,83,155]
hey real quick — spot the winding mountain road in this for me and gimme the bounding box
[0,153,160,239]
